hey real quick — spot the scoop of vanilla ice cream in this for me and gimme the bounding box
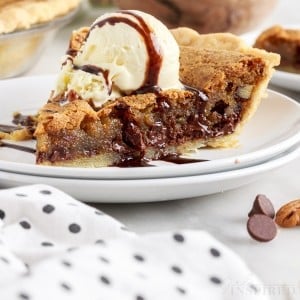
[55,10,182,107]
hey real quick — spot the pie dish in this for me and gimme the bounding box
[0,0,81,79]
[0,0,81,34]
[34,23,279,167]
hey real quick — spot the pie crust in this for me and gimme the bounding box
[0,0,81,34]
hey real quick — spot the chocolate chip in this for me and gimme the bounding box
[247,214,277,242]
[248,194,275,218]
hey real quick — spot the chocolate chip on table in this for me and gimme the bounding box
[248,194,275,218]
[247,214,277,242]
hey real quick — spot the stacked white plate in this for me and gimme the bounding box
[0,75,299,202]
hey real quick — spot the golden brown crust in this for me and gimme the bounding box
[171,27,280,64]
[171,27,249,51]
[0,0,81,34]
[35,100,98,136]
[179,46,264,90]
[0,128,32,141]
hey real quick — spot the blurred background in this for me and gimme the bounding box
[35,0,299,73]
[0,0,298,79]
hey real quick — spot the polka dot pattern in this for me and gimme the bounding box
[99,256,109,264]
[41,242,54,247]
[0,185,267,300]
[61,260,72,268]
[134,254,145,262]
[40,190,51,195]
[42,205,55,214]
[210,276,222,285]
[249,283,259,293]
[19,221,31,230]
[0,256,9,264]
[171,265,183,274]
[173,233,185,243]
[0,209,5,220]
[176,286,186,295]
[210,248,221,257]
[68,223,81,234]
[100,275,111,285]
[95,239,105,245]
[61,282,71,291]
[18,293,30,300]
[16,193,27,197]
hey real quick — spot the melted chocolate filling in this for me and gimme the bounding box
[36,88,241,167]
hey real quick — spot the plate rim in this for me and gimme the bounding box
[0,143,299,202]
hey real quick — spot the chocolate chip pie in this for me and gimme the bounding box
[34,11,280,167]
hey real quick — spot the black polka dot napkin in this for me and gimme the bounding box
[0,185,268,299]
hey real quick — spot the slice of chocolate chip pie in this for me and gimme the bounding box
[34,11,279,167]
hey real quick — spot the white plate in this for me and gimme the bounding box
[1,143,299,203]
[1,76,300,179]
[241,24,300,91]
[0,143,299,203]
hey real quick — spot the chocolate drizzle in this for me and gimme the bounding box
[11,113,37,134]
[66,49,78,57]
[0,113,36,135]
[161,154,209,164]
[89,11,163,93]
[113,154,209,167]
[134,85,162,95]
[74,64,110,91]
[0,124,20,133]
[0,141,35,154]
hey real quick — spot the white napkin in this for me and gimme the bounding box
[0,184,268,300]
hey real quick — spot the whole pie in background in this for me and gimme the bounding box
[0,0,81,34]
[0,0,82,79]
